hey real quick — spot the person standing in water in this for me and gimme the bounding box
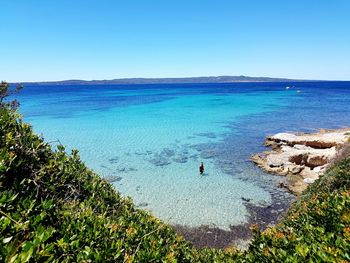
[199,162,204,175]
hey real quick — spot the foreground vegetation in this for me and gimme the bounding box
[1,82,349,262]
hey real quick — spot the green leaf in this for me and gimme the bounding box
[296,244,309,258]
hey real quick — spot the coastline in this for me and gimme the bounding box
[172,128,350,249]
[251,128,350,195]
[172,194,290,249]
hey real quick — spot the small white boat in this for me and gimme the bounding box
[296,90,302,93]
[285,86,290,90]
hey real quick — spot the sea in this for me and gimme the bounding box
[14,81,350,247]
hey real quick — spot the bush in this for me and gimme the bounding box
[243,157,350,262]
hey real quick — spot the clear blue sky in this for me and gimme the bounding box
[1,0,350,82]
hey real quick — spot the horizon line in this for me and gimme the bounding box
[8,74,349,84]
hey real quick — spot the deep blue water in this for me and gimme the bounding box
[14,81,350,231]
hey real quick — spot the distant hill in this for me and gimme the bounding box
[18,75,314,85]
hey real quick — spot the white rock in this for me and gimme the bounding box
[303,178,316,184]
[269,129,350,148]
[313,166,322,173]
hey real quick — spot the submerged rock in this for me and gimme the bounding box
[161,148,175,157]
[108,157,119,164]
[116,167,137,173]
[195,132,217,139]
[173,155,188,163]
[149,154,171,166]
[200,149,218,159]
[104,175,122,183]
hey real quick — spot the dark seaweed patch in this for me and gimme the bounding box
[108,157,119,164]
[104,175,123,183]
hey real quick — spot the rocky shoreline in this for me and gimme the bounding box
[251,128,350,195]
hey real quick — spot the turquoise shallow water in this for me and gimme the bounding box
[16,82,350,232]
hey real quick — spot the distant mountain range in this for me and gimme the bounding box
[19,75,317,85]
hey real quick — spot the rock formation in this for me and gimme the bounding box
[251,129,350,195]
